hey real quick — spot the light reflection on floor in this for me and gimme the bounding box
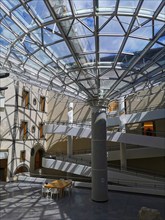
[0,181,165,220]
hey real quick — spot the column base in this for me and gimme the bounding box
[91,198,109,203]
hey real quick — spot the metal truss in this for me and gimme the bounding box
[0,0,164,103]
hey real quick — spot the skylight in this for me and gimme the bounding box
[0,0,164,102]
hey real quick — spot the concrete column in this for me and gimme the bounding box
[119,97,127,170]
[91,105,108,202]
[67,135,73,158]
[120,143,127,170]
[67,102,73,157]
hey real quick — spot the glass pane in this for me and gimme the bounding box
[13,6,37,29]
[100,79,116,89]
[43,28,62,45]
[118,16,133,32]
[0,9,6,19]
[48,41,71,58]
[115,69,125,77]
[118,53,134,63]
[157,6,165,20]
[46,24,61,35]
[24,36,39,53]
[27,0,52,23]
[141,0,162,11]
[68,19,93,37]
[157,36,165,45]
[12,49,27,62]
[60,19,73,35]
[49,0,72,18]
[34,50,52,65]
[70,37,95,53]
[99,0,116,8]
[100,54,117,62]
[0,38,10,47]
[100,17,125,34]
[115,81,128,90]
[39,69,54,78]
[73,0,93,11]
[123,38,149,53]
[32,29,42,43]
[0,26,16,41]
[80,17,94,31]
[3,16,23,35]
[25,59,41,70]
[151,42,163,49]
[154,20,164,35]
[0,47,8,55]
[78,54,96,64]
[60,56,76,67]
[1,0,20,9]
[100,37,124,52]
[119,0,138,8]
[100,69,118,79]
[130,21,153,39]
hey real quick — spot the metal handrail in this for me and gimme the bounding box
[126,106,165,114]
[44,120,91,127]
[43,155,165,183]
[44,121,165,136]
[109,177,165,190]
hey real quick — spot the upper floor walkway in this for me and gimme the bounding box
[44,108,165,149]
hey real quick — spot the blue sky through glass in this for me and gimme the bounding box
[100,37,124,52]
[27,0,52,23]
[3,16,23,36]
[1,0,20,9]
[48,41,71,58]
[100,17,125,34]
[0,25,16,41]
[0,0,164,100]
[123,37,149,53]
[73,0,93,11]
[13,6,37,29]
[24,36,39,53]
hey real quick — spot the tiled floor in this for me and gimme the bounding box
[0,181,165,220]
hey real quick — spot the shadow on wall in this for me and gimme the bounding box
[47,137,91,156]
[47,93,91,155]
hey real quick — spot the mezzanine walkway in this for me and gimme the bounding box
[44,122,165,149]
[42,157,165,197]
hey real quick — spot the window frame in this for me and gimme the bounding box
[20,150,26,162]
[40,96,45,112]
[20,120,28,140]
[38,122,45,139]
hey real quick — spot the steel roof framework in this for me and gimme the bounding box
[0,0,164,103]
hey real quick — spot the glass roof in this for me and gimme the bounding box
[0,0,165,103]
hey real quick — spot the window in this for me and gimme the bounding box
[20,121,28,140]
[39,123,44,139]
[143,121,155,136]
[20,150,26,162]
[31,125,35,133]
[22,89,29,109]
[40,96,45,112]
[33,98,37,105]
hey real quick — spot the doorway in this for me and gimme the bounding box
[35,149,43,170]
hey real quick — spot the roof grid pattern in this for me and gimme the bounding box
[0,0,164,102]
